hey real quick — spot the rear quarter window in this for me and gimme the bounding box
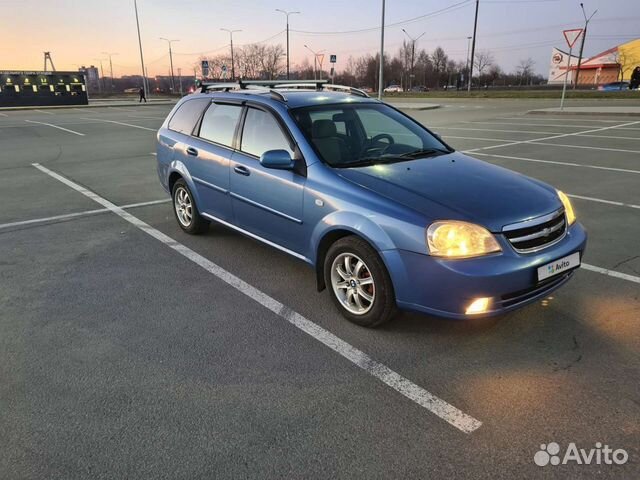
[168,98,209,135]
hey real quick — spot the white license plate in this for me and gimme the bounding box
[538,252,580,281]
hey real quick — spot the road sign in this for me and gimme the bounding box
[201,60,209,78]
[330,55,337,63]
[221,65,227,79]
[563,29,584,49]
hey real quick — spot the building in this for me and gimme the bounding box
[548,47,581,84]
[548,38,640,86]
[79,65,100,93]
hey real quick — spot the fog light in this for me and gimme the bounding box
[466,297,491,315]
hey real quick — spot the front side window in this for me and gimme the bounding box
[240,108,293,158]
[199,103,242,147]
[168,98,209,135]
[291,103,451,168]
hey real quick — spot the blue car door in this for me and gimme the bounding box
[229,106,306,256]
[186,101,243,222]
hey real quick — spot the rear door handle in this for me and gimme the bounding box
[186,147,198,156]
[234,165,250,176]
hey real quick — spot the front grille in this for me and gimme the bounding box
[503,209,567,253]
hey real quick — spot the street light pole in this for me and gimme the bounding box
[378,0,385,100]
[221,28,241,80]
[94,58,106,93]
[160,38,179,93]
[101,52,117,92]
[276,9,300,80]
[133,0,148,98]
[402,29,425,90]
[304,45,324,80]
[573,3,597,89]
[467,0,479,92]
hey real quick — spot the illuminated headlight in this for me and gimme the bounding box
[427,221,501,258]
[557,190,576,225]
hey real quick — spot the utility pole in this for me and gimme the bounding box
[467,0,479,92]
[378,0,385,100]
[43,52,56,72]
[160,38,179,93]
[402,29,425,90]
[177,68,183,96]
[134,0,148,99]
[101,52,117,92]
[276,9,300,80]
[465,36,472,85]
[221,28,241,80]
[573,3,597,89]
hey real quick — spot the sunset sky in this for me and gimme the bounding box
[2,0,638,78]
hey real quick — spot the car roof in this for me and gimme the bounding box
[187,89,381,109]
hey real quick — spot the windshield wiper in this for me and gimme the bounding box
[397,148,450,159]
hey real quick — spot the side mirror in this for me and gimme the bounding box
[259,149,294,170]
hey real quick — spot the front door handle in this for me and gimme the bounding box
[186,147,198,156]
[234,165,251,176]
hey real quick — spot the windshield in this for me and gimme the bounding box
[291,103,452,168]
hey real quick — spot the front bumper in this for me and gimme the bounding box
[382,222,587,319]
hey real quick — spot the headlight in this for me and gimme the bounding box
[557,190,576,225]
[426,221,501,258]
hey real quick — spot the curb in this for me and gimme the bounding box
[387,103,441,111]
[527,109,640,118]
[0,101,176,112]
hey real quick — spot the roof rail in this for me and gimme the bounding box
[197,79,369,99]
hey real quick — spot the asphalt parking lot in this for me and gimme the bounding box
[1,98,638,479]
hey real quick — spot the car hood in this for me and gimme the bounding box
[334,152,562,232]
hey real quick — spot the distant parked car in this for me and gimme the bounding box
[598,81,629,91]
[410,85,429,92]
[383,85,402,93]
[359,86,374,93]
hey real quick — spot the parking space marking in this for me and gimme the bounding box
[31,162,483,434]
[530,142,640,154]
[0,198,170,231]
[0,112,8,117]
[127,115,166,120]
[80,118,156,132]
[445,135,512,142]
[582,264,640,285]
[24,120,85,136]
[469,152,640,175]
[34,109,54,115]
[568,194,640,210]
[467,121,640,130]
[465,120,640,153]
[439,126,559,135]
[499,117,624,124]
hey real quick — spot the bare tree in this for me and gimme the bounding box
[474,50,495,82]
[260,44,285,79]
[516,57,535,85]
[431,46,448,87]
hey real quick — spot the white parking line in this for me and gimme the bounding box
[499,117,624,124]
[468,152,640,175]
[0,199,170,230]
[439,126,559,135]
[467,121,640,131]
[582,264,640,285]
[0,112,9,117]
[34,109,54,115]
[445,135,513,142]
[531,142,640,154]
[31,162,484,434]
[465,121,640,153]
[568,194,640,210]
[80,118,156,132]
[24,120,85,136]
[127,115,166,120]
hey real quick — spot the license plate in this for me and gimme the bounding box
[538,252,580,281]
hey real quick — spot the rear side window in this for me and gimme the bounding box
[168,98,209,134]
[240,108,293,158]
[199,103,242,147]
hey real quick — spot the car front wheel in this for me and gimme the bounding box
[172,179,209,234]
[324,236,397,327]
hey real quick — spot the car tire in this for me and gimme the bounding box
[324,236,397,327]
[172,178,209,234]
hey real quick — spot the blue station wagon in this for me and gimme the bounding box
[156,80,587,327]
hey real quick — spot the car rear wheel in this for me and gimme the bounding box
[324,236,397,327]
[172,179,209,234]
